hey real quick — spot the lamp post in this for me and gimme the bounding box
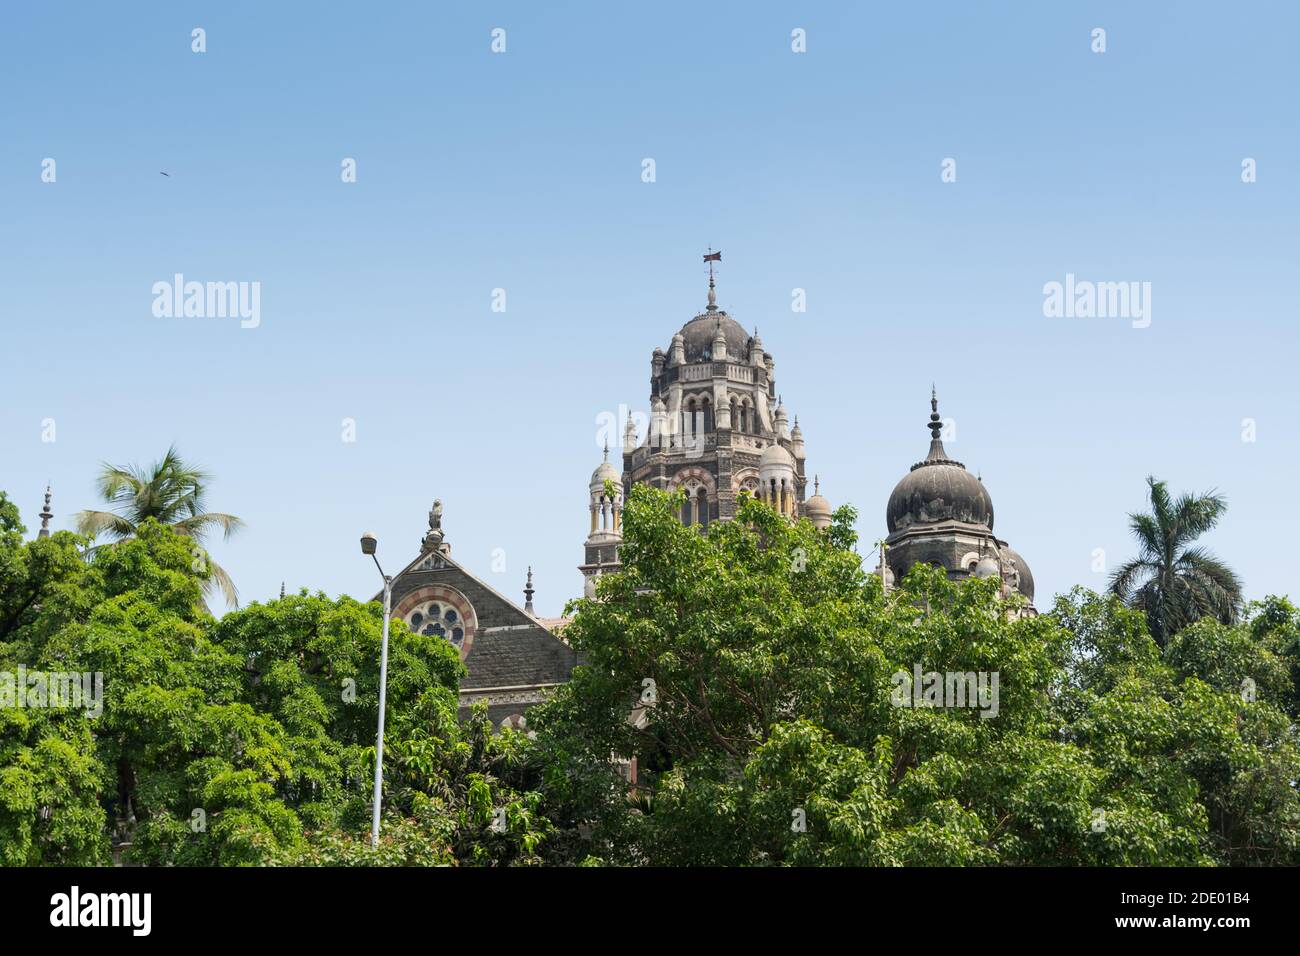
[359,531,391,849]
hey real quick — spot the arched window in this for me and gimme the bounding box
[702,397,712,433]
[730,397,738,430]
[678,477,711,527]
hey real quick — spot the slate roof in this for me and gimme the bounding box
[376,547,578,712]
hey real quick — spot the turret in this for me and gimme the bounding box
[712,320,728,362]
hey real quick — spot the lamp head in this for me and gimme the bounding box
[360,532,378,556]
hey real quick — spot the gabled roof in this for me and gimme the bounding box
[377,545,578,695]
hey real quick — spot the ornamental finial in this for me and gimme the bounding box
[37,485,53,538]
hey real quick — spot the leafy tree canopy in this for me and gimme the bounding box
[0,493,541,865]
[530,484,1300,866]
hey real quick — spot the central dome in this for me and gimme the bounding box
[677,312,751,363]
[886,392,994,534]
[887,459,994,533]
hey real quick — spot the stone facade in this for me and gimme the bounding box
[380,504,578,728]
[578,269,1034,616]
[579,270,832,598]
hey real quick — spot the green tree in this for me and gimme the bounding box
[3,485,552,866]
[530,483,1297,866]
[1108,476,1242,647]
[73,445,244,608]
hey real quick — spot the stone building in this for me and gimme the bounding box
[381,261,1034,728]
[881,388,1035,613]
[377,501,578,727]
[580,268,833,598]
[578,263,1034,615]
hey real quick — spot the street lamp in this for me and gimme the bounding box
[359,531,391,849]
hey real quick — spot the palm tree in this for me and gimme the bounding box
[1109,476,1242,646]
[74,445,244,608]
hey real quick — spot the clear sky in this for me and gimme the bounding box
[2,1,1297,618]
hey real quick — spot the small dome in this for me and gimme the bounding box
[804,495,832,528]
[758,442,795,475]
[973,556,1001,579]
[1001,545,1035,602]
[590,443,620,492]
[676,313,751,363]
[804,493,831,517]
[803,476,831,528]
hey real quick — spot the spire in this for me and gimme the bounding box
[814,475,820,496]
[524,566,535,614]
[703,248,721,311]
[280,581,286,599]
[603,439,609,462]
[37,485,52,538]
[623,410,637,448]
[926,385,950,462]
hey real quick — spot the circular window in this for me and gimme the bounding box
[406,601,467,652]
[392,585,477,662]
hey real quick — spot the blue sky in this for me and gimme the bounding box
[2,1,1297,617]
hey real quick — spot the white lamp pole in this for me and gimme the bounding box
[360,532,391,849]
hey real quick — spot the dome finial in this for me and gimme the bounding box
[603,438,609,462]
[926,386,948,460]
[37,484,53,539]
[524,566,535,614]
[814,474,820,495]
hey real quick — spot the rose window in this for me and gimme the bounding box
[407,601,466,651]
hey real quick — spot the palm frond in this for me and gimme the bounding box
[1171,489,1227,544]
[207,560,240,610]
[1146,476,1173,526]
[1128,513,1163,559]
[73,509,137,541]
[1108,558,1154,602]
[172,512,245,542]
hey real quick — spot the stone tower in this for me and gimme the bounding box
[579,257,830,592]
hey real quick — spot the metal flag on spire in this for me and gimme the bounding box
[704,248,721,311]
